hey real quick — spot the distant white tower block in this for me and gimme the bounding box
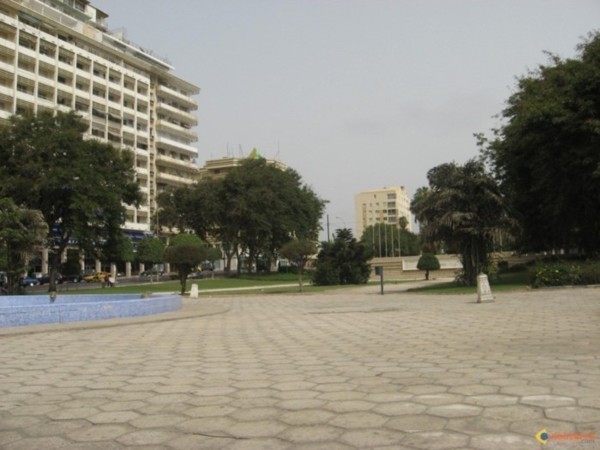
[477,274,494,303]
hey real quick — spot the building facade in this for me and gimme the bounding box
[0,0,199,241]
[198,148,287,180]
[354,186,413,239]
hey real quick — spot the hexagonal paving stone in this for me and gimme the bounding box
[184,404,236,418]
[448,384,499,395]
[279,409,335,426]
[373,402,427,416]
[328,411,388,429]
[413,393,465,406]
[579,396,600,408]
[520,395,576,408]
[129,414,186,428]
[271,381,316,391]
[166,434,235,450]
[401,430,470,449]
[175,417,235,435]
[2,436,72,450]
[46,407,100,420]
[323,400,374,413]
[446,416,509,435]
[339,428,405,447]
[386,414,447,432]
[546,406,600,422]
[87,411,140,424]
[99,400,148,412]
[229,407,282,422]
[499,385,550,396]
[403,384,448,395]
[464,394,519,407]
[509,418,576,437]
[278,425,343,444]
[273,390,319,400]
[470,433,537,450]
[224,420,288,439]
[117,429,181,446]
[67,424,129,442]
[427,403,482,418]
[277,399,326,410]
[483,405,543,421]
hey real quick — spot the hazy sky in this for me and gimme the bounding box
[94,0,599,237]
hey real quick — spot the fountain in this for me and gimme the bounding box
[0,293,181,327]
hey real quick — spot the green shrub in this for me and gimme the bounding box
[531,263,581,288]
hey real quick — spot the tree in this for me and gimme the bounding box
[313,229,371,285]
[214,158,324,273]
[360,223,420,257]
[0,198,48,294]
[411,160,516,286]
[482,32,600,255]
[280,238,317,291]
[136,237,166,282]
[163,233,206,295]
[0,111,140,291]
[417,253,440,280]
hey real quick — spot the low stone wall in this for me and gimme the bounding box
[370,255,462,280]
[0,294,182,328]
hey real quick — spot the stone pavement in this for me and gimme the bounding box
[1,284,599,449]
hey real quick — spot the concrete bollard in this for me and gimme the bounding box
[477,273,494,303]
[190,283,199,299]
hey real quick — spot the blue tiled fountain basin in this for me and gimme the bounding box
[0,294,182,327]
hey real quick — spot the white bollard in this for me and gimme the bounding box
[190,283,199,299]
[477,274,494,303]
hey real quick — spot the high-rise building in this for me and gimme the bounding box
[0,0,199,239]
[354,186,413,239]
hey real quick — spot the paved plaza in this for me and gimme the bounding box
[1,284,599,449]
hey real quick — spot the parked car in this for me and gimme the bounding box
[39,273,65,285]
[83,271,110,283]
[63,273,83,283]
[140,268,164,277]
[20,276,40,287]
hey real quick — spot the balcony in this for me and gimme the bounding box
[0,36,16,54]
[156,102,198,125]
[156,118,197,141]
[155,153,195,170]
[155,170,196,186]
[157,84,197,108]
[155,133,197,155]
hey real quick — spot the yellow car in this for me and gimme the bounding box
[83,271,110,283]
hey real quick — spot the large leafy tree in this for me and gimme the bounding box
[214,159,324,273]
[0,198,48,294]
[411,160,516,286]
[313,228,371,285]
[0,111,140,291]
[156,158,325,274]
[483,32,600,254]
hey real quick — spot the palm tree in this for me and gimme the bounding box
[411,159,517,286]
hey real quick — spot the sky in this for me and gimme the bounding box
[93,0,599,238]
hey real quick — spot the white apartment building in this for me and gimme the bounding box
[0,0,199,241]
[354,186,413,239]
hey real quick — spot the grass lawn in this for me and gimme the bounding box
[57,272,346,296]
[407,271,531,295]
